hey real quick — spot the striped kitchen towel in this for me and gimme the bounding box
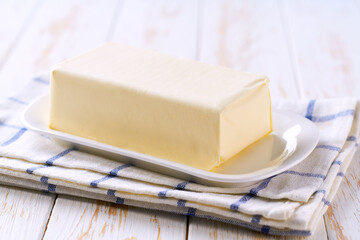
[0,77,359,236]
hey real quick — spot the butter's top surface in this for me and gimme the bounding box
[53,43,268,111]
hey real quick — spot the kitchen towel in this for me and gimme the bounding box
[0,77,359,236]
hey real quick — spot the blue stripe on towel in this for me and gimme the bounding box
[282,170,326,179]
[316,145,341,152]
[304,99,353,123]
[347,136,357,142]
[187,207,197,216]
[45,148,74,165]
[90,164,132,187]
[322,198,331,206]
[176,181,189,190]
[249,177,273,195]
[158,190,169,198]
[107,189,116,196]
[192,212,312,236]
[311,109,354,122]
[48,184,56,192]
[251,215,262,224]
[26,165,51,174]
[230,167,329,212]
[261,225,271,234]
[305,100,316,120]
[0,122,23,129]
[269,229,311,236]
[230,194,254,211]
[337,172,345,177]
[33,77,49,85]
[109,163,132,176]
[39,176,56,192]
[1,128,27,147]
[315,189,326,194]
[106,189,125,204]
[177,199,187,207]
[347,136,359,147]
[40,176,49,183]
[90,175,112,187]
[26,148,74,174]
[116,198,125,204]
[8,97,28,105]
[332,160,342,166]
[331,160,342,166]
[231,177,273,211]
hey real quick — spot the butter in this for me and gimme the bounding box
[49,43,272,171]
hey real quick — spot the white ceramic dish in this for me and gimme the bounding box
[22,95,319,187]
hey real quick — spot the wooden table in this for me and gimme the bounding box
[0,0,359,239]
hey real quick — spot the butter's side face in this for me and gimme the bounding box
[50,70,221,170]
[49,43,272,171]
[219,79,272,164]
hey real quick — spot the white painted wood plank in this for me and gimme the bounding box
[43,195,186,240]
[188,217,270,240]
[0,0,120,97]
[324,150,360,239]
[0,0,128,238]
[109,1,198,238]
[282,0,360,98]
[188,216,327,240]
[111,0,199,59]
[190,0,311,238]
[0,1,60,239]
[0,0,40,66]
[199,0,299,99]
[282,1,360,238]
[26,1,190,238]
[0,185,55,240]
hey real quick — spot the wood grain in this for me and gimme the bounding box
[188,215,327,240]
[199,0,299,99]
[111,0,199,59]
[189,0,318,238]
[0,185,55,240]
[35,0,193,238]
[0,0,63,239]
[43,195,187,240]
[282,0,360,238]
[0,0,358,239]
[0,0,119,97]
[188,217,270,240]
[0,0,40,67]
[324,150,360,239]
[281,0,360,98]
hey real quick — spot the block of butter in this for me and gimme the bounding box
[50,43,272,171]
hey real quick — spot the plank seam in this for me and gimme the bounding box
[277,0,305,99]
[325,215,330,240]
[323,214,330,240]
[195,0,204,61]
[106,0,125,41]
[41,194,58,240]
[186,216,190,240]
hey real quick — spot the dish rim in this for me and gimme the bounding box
[21,94,320,185]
